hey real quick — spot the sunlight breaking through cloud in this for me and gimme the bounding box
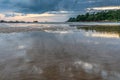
[87,6,120,11]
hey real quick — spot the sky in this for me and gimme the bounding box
[0,0,120,22]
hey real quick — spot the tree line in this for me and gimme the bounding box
[68,10,120,22]
[0,20,38,23]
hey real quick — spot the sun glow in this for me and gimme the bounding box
[87,6,120,11]
[0,11,71,22]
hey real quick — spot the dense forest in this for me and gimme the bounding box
[68,10,120,22]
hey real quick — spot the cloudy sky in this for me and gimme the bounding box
[0,0,120,22]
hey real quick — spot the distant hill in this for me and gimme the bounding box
[68,10,120,22]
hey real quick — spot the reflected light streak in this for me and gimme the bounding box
[17,45,25,49]
[91,33,120,38]
[86,32,120,38]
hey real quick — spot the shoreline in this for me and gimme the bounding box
[67,22,120,26]
[0,22,120,33]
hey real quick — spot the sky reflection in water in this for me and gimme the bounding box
[0,24,120,80]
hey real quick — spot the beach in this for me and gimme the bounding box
[0,23,120,80]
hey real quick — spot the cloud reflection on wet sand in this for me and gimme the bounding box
[0,25,120,80]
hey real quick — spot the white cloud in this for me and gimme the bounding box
[87,6,120,11]
[1,11,78,22]
[0,14,5,19]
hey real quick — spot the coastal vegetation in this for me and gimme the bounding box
[68,10,120,22]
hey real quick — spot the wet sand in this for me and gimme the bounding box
[68,22,120,26]
[0,23,120,80]
[0,23,71,33]
[0,27,42,33]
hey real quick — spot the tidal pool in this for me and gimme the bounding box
[0,23,120,80]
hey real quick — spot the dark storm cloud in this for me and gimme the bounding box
[0,0,120,13]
